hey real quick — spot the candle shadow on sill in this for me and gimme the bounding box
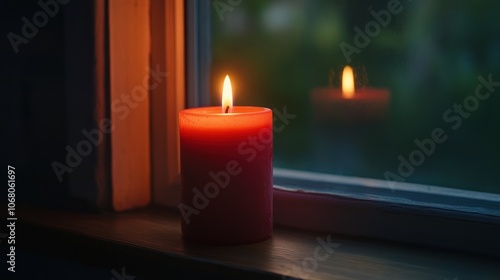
[182,235,275,266]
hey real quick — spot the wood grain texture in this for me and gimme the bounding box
[109,0,151,211]
[150,0,184,207]
[19,207,500,280]
[150,0,169,207]
[93,0,110,210]
[165,0,185,206]
[63,0,109,210]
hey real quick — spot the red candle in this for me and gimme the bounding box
[311,66,390,123]
[178,76,273,245]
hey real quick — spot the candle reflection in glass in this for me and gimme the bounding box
[311,65,390,123]
[309,66,391,175]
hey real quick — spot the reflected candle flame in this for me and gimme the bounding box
[342,66,355,99]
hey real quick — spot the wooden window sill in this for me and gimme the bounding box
[17,206,500,279]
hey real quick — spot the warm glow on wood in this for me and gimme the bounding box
[109,0,151,211]
[222,75,233,113]
[342,66,355,99]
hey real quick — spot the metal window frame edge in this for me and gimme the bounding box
[274,168,500,258]
[186,0,211,108]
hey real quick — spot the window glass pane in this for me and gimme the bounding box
[209,0,500,194]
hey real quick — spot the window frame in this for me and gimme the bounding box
[273,168,500,257]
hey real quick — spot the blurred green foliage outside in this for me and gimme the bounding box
[210,0,500,193]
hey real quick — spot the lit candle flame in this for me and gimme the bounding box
[222,75,233,113]
[342,66,355,99]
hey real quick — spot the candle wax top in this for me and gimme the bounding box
[180,106,271,116]
[179,106,272,134]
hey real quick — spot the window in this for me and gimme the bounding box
[181,0,500,256]
[206,0,500,195]
[6,0,500,262]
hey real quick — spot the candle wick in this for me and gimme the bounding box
[225,106,230,113]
